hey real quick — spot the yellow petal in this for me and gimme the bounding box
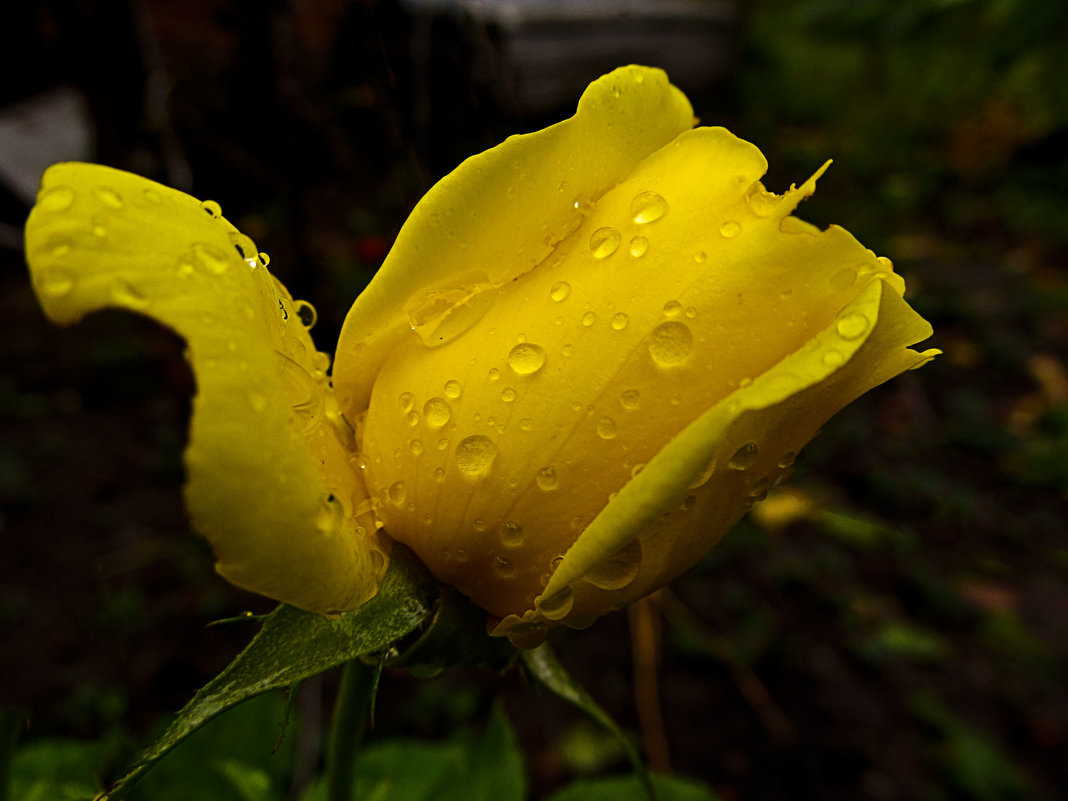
[25,163,388,613]
[333,65,694,418]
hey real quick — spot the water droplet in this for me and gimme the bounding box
[720,220,741,238]
[550,281,571,302]
[409,439,424,455]
[495,556,515,578]
[581,311,597,327]
[39,269,74,297]
[694,251,707,264]
[437,438,450,451]
[519,418,533,432]
[388,481,407,504]
[729,443,758,470]
[585,540,642,591]
[610,313,629,330]
[407,411,420,426]
[630,191,668,224]
[455,435,496,477]
[631,463,646,478]
[778,451,797,468]
[434,467,446,483]
[111,280,147,308]
[295,300,317,329]
[537,587,574,621]
[836,311,870,340]
[94,187,123,208]
[316,493,344,533]
[508,342,546,375]
[829,267,857,291]
[630,67,646,83]
[48,237,71,257]
[536,466,558,490]
[822,349,846,368]
[589,227,621,258]
[749,477,771,502]
[628,235,649,257]
[561,344,575,358]
[596,416,617,439]
[423,397,452,427]
[248,392,267,411]
[399,392,414,411]
[488,367,501,381]
[200,199,222,218]
[685,306,698,319]
[39,185,75,213]
[254,251,269,268]
[500,521,524,548]
[500,387,517,403]
[141,188,161,204]
[192,242,230,274]
[663,300,682,317]
[648,321,693,366]
[620,389,640,410]
[91,222,107,238]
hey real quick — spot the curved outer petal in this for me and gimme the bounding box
[333,65,694,418]
[358,109,937,640]
[25,163,388,614]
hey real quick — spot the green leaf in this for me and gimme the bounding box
[105,547,437,800]
[546,774,724,801]
[520,644,652,800]
[300,704,525,801]
[10,738,118,801]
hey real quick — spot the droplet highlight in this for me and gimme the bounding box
[550,281,571,302]
[500,521,524,548]
[589,227,621,259]
[585,540,642,591]
[648,321,693,366]
[836,312,870,340]
[630,191,668,224]
[536,467,558,490]
[729,442,758,471]
[423,397,452,428]
[455,435,496,477]
[508,343,546,375]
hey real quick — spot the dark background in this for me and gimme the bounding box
[1,1,1066,799]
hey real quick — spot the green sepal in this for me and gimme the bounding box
[103,546,437,800]
[520,644,654,801]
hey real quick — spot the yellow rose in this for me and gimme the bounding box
[25,66,937,646]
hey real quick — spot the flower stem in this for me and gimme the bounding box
[325,659,377,801]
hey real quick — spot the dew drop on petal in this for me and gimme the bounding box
[836,311,870,340]
[550,281,571,302]
[663,300,682,317]
[399,392,414,411]
[295,300,317,329]
[455,434,496,477]
[443,379,462,399]
[694,251,707,264]
[648,321,693,366]
[589,227,621,259]
[409,439,424,455]
[143,189,161,204]
[508,342,546,375]
[581,311,597,327]
[388,481,407,505]
[536,466,558,490]
[94,187,123,208]
[39,186,75,213]
[500,521,524,548]
[434,467,446,483]
[519,418,533,432]
[720,220,741,238]
[629,235,649,257]
[596,416,617,439]
[778,451,797,469]
[39,269,74,297]
[500,387,517,402]
[610,313,629,330]
[630,191,668,224]
[407,411,420,426]
[822,349,846,368]
[111,280,147,308]
[200,199,222,218]
[537,587,575,621]
[257,251,271,267]
[488,367,501,382]
[829,267,857,291]
[192,242,230,275]
[495,556,515,578]
[631,463,646,478]
[585,540,642,591]
[423,397,452,427]
[620,389,640,410]
[729,442,758,471]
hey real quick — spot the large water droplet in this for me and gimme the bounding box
[822,349,846,368]
[589,227,621,259]
[836,311,870,340]
[295,300,317,329]
[720,220,741,238]
[620,389,640,410]
[729,442,758,470]
[388,481,407,505]
[406,279,497,348]
[610,313,629,330]
[500,521,524,548]
[778,451,797,469]
[585,540,642,591]
[39,269,74,297]
[39,186,75,213]
[455,435,496,477]
[648,321,693,366]
[630,191,668,224]
[581,311,597,327]
[629,235,649,257]
[537,587,574,621]
[508,342,546,375]
[423,397,452,427]
[192,242,230,274]
[200,199,222,218]
[596,416,617,439]
[663,300,682,317]
[550,281,571,302]
[536,466,558,490]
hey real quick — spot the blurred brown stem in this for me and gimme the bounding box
[629,593,672,774]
